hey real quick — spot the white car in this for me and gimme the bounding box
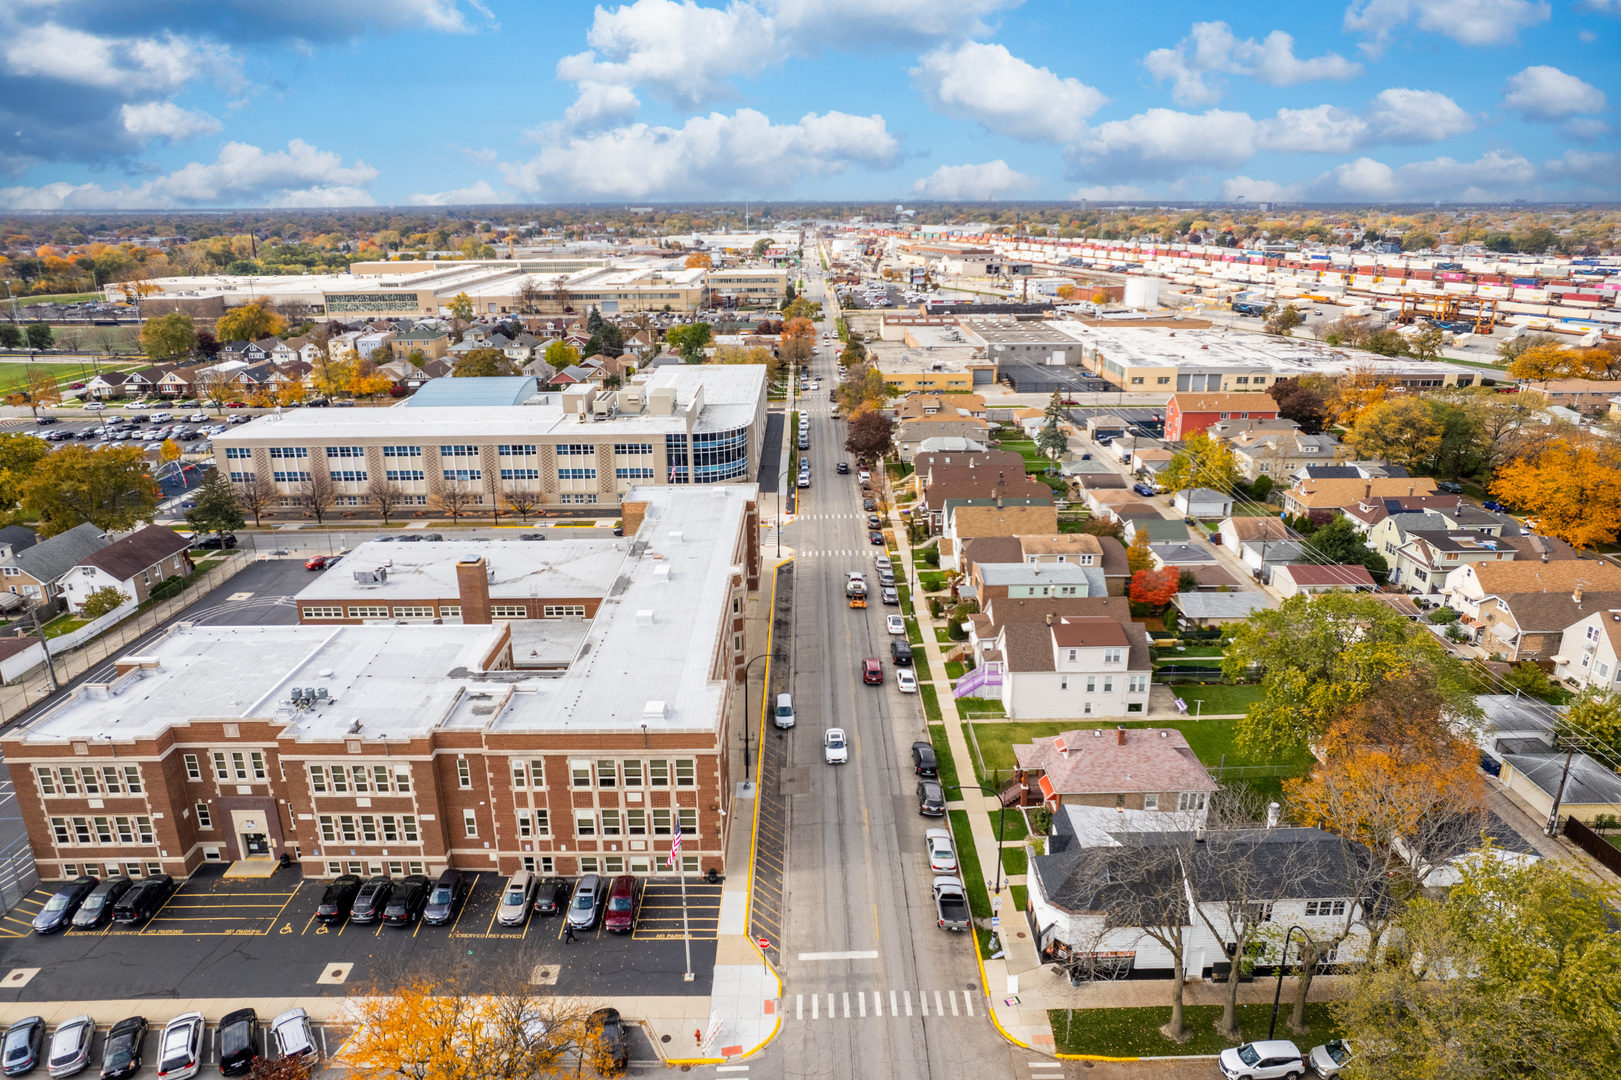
[46,1016,93,1078]
[774,693,795,729]
[156,1012,204,1080]
[82,402,105,412]
[1308,1041,1351,1079]
[823,727,849,764]
[1217,1040,1304,1080]
[271,1008,318,1063]
[896,669,917,693]
[186,413,208,423]
[924,828,957,873]
[149,411,173,422]
[874,555,891,571]
[886,615,905,635]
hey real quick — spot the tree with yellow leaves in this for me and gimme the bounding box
[1490,437,1621,550]
[215,303,284,343]
[1506,342,1579,382]
[1326,361,1390,427]
[1345,396,1442,470]
[159,439,182,464]
[684,251,713,269]
[447,292,475,323]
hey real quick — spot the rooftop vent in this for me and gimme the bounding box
[653,564,671,582]
[643,700,669,722]
[635,609,656,625]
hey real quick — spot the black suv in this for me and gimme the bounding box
[217,1009,259,1078]
[422,869,468,926]
[912,741,938,777]
[534,877,572,916]
[189,532,237,550]
[891,640,913,666]
[112,875,174,926]
[316,875,361,923]
[348,875,394,924]
[917,779,946,817]
[382,874,431,927]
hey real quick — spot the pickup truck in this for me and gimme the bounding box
[933,876,970,932]
[847,577,868,608]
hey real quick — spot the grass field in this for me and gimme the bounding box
[1163,683,1265,715]
[18,292,103,306]
[1049,1003,1344,1057]
[0,360,116,393]
[969,716,1313,785]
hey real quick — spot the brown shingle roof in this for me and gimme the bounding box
[1013,727,1218,796]
[1279,564,1376,588]
[1466,559,1621,596]
[1288,477,1438,508]
[959,536,1022,575]
[1050,617,1129,648]
[1019,534,1103,557]
[1496,590,1621,632]
[1171,392,1278,413]
[1223,517,1293,542]
[951,505,1059,539]
[74,526,190,583]
[1098,536,1131,578]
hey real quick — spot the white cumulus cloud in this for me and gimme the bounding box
[912,42,1106,143]
[1501,65,1608,120]
[408,180,507,205]
[1069,183,1147,201]
[1310,148,1538,201]
[1362,87,1476,142]
[3,22,239,93]
[0,139,378,209]
[119,102,222,143]
[1144,21,1361,106]
[768,0,1020,45]
[1344,0,1550,55]
[1543,148,1620,184]
[910,160,1039,199]
[1067,108,1259,179]
[499,108,899,200]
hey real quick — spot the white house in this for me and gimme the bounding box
[956,612,1153,719]
[1171,487,1234,519]
[56,526,192,611]
[1551,608,1621,690]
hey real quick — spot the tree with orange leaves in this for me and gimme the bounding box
[1490,436,1621,550]
[684,251,713,269]
[1129,566,1179,608]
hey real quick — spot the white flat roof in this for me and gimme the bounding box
[17,484,756,743]
[297,538,626,603]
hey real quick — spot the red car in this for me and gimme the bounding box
[305,556,329,570]
[225,401,247,408]
[863,658,883,685]
[601,874,641,933]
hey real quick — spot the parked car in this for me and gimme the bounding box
[316,875,361,923]
[188,532,237,550]
[269,1010,317,1064]
[773,692,795,729]
[70,877,133,930]
[3,1018,44,1077]
[216,1010,259,1078]
[1308,1040,1352,1079]
[99,1018,147,1080]
[891,639,913,666]
[932,876,970,931]
[156,1013,204,1080]
[1217,1040,1305,1080]
[797,474,810,489]
[925,827,958,872]
[601,875,641,934]
[863,499,876,512]
[1436,480,1463,495]
[111,875,173,926]
[382,874,431,927]
[305,555,330,570]
[912,741,938,777]
[583,1010,629,1073]
[496,870,537,927]
[422,869,469,926]
[886,614,906,635]
[896,668,917,693]
[869,531,885,545]
[534,877,572,917]
[33,877,98,934]
[866,515,882,529]
[874,555,891,571]
[44,1017,92,1079]
[917,779,946,816]
[1133,482,1158,497]
[836,462,850,474]
[824,727,849,765]
[862,658,883,684]
[348,875,394,924]
[567,874,606,932]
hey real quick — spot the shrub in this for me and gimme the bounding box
[80,586,131,619]
[1028,806,1053,836]
[1427,607,1460,624]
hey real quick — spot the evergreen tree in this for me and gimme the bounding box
[185,468,245,537]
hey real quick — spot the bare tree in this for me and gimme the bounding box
[366,478,409,524]
[1090,838,1198,1041]
[233,474,280,527]
[504,487,541,522]
[517,280,542,316]
[295,472,338,524]
[195,366,234,413]
[432,482,478,523]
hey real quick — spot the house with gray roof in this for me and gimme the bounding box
[0,523,110,610]
[1172,590,1276,627]
[58,525,191,611]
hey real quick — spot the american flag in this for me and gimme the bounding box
[665,816,682,870]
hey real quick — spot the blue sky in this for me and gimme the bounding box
[0,0,1617,209]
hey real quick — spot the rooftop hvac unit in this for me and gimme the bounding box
[354,566,388,584]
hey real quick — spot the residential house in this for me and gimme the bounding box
[1444,560,1621,660]
[1216,516,1293,552]
[1346,497,1513,537]
[941,504,1059,571]
[389,327,451,361]
[896,417,993,461]
[1148,542,1220,573]
[1553,608,1621,690]
[1291,462,1409,482]
[1017,534,1106,569]
[229,362,277,395]
[1271,564,1376,597]
[895,393,988,421]
[156,364,208,398]
[267,362,313,395]
[1227,428,1344,482]
[547,364,595,389]
[268,338,302,365]
[622,328,656,357]
[1280,477,1439,517]
[1170,487,1234,519]
[83,371,133,399]
[1464,693,1619,828]
[0,527,38,560]
[1239,538,1308,583]
[910,449,1027,497]
[502,333,542,361]
[1029,824,1379,978]
[959,611,1153,719]
[1519,378,1621,412]
[923,473,1051,532]
[1173,591,1277,627]
[1014,725,1218,810]
[0,523,110,609]
[1164,392,1279,441]
[1382,529,1517,593]
[57,526,192,611]
[969,562,1104,603]
[581,355,635,387]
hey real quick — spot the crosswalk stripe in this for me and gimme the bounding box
[873,990,881,1017]
[936,991,945,1016]
[904,991,913,1017]
[920,991,928,1017]
[963,991,974,1017]
[843,992,850,1018]
[811,994,818,1020]
[859,991,866,1017]
[890,990,898,1016]
[950,992,959,1017]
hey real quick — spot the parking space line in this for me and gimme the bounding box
[138,882,185,935]
[448,874,479,936]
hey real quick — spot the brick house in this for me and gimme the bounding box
[57,526,192,611]
[1014,725,1219,808]
[1164,392,1278,441]
[0,524,110,610]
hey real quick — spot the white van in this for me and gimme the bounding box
[773,693,795,729]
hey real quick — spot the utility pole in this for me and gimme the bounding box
[1545,743,1577,838]
[30,605,60,693]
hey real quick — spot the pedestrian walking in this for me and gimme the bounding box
[563,922,576,944]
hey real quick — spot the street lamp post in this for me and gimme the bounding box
[739,653,773,783]
[943,780,1015,895]
[1268,924,1316,1040]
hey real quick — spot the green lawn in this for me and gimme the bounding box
[920,684,942,724]
[970,716,1313,785]
[945,661,966,680]
[994,807,1030,842]
[929,723,960,792]
[40,614,90,639]
[948,810,992,919]
[935,628,954,644]
[911,654,932,681]
[1001,846,1027,879]
[907,619,924,645]
[19,292,103,306]
[956,698,1005,719]
[1010,884,1028,911]
[0,360,109,393]
[1165,683,1265,716]
[1152,657,1225,669]
[917,571,947,591]
[1049,1003,1344,1058]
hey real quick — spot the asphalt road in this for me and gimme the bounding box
[740,259,1044,1080]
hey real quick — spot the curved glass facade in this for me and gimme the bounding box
[666,427,749,484]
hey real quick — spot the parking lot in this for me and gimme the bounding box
[0,866,720,1001]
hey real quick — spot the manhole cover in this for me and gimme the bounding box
[1017,932,1026,938]
[660,1035,671,1044]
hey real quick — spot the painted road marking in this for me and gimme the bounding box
[797,950,878,960]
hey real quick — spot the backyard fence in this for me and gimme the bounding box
[1563,816,1621,878]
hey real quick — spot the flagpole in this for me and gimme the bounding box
[671,817,693,982]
